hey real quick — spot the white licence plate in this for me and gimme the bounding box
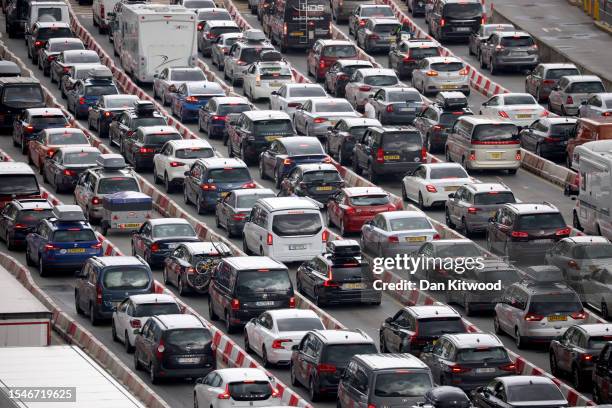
[256,301,275,306]
[456,27,471,32]
[399,107,416,112]
[510,52,527,56]
[178,357,199,364]
[533,239,553,243]
[167,243,178,249]
[289,244,307,250]
[476,367,496,373]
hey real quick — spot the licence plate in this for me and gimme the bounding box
[444,186,458,192]
[476,367,496,373]
[548,315,567,322]
[384,155,400,160]
[510,51,527,56]
[490,152,503,159]
[399,107,416,112]
[221,192,229,197]
[343,282,366,290]
[256,301,275,307]
[308,31,314,40]
[456,27,471,32]
[490,211,496,217]
[289,244,307,250]
[317,186,333,191]
[441,84,456,90]
[291,31,304,36]
[178,357,199,364]
[389,37,395,43]
[67,248,85,253]
[533,238,553,243]
[406,236,426,242]
[516,114,532,118]
[265,135,280,142]
[167,243,178,249]
[120,223,141,228]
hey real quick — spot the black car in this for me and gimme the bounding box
[26,22,73,64]
[0,198,53,249]
[0,77,45,131]
[279,163,344,204]
[123,126,182,171]
[214,188,276,237]
[429,0,483,43]
[325,117,381,165]
[324,59,374,98]
[12,107,70,154]
[42,146,101,193]
[109,102,167,150]
[37,38,84,77]
[87,94,140,138]
[133,314,215,383]
[472,376,568,408]
[519,117,578,161]
[0,61,21,77]
[388,39,441,79]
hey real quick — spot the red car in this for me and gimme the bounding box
[327,186,399,235]
[307,40,359,81]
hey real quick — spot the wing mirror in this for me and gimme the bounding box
[184,171,190,177]
[448,193,454,198]
[291,344,299,351]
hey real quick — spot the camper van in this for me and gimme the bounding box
[25,1,69,36]
[118,4,197,83]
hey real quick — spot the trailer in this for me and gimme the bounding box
[0,345,147,407]
[0,265,52,347]
[118,4,197,83]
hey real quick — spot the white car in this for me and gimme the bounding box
[269,83,329,119]
[153,139,215,193]
[242,61,294,102]
[244,309,325,366]
[111,294,181,353]
[345,68,402,111]
[194,368,281,408]
[401,163,473,209]
[411,56,470,96]
[480,92,548,128]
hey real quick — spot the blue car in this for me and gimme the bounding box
[66,77,119,119]
[171,81,225,122]
[198,96,252,139]
[25,205,102,276]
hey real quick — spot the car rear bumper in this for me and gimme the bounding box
[156,364,215,379]
[318,287,381,304]
[373,161,422,175]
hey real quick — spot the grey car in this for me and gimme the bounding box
[356,18,400,53]
[210,33,243,70]
[364,87,425,125]
[153,67,206,106]
[214,188,275,237]
[468,23,515,60]
[545,236,612,281]
[409,239,486,283]
[472,376,568,408]
[348,4,396,38]
[293,98,360,139]
[361,211,438,257]
[480,31,539,74]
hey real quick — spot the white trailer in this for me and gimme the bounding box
[118,4,197,83]
[0,345,147,407]
[573,140,612,239]
[0,265,52,347]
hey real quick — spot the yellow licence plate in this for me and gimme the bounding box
[291,31,304,36]
[317,186,333,191]
[406,236,426,242]
[490,152,503,159]
[548,315,567,322]
[67,248,85,253]
[344,282,366,289]
[516,114,532,118]
[221,192,229,197]
[265,135,280,142]
[441,84,456,90]
[120,223,141,228]
[444,186,458,192]
[384,155,400,160]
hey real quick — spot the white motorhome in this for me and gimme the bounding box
[118,4,197,83]
[25,1,69,34]
[573,140,612,239]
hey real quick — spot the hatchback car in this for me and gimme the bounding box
[548,75,606,116]
[198,96,252,139]
[593,342,612,403]
[153,66,207,106]
[214,188,276,237]
[279,163,344,204]
[480,31,539,74]
[269,83,329,118]
[545,235,612,281]
[29,128,90,173]
[210,33,243,70]
[153,138,215,193]
[524,63,580,102]
[37,37,84,77]
[307,40,358,81]
[345,68,402,111]
[12,107,70,154]
[579,92,612,119]
[402,163,472,209]
[472,376,567,408]
[468,23,515,59]
[43,146,101,193]
[364,87,425,125]
[348,4,396,38]
[356,18,400,53]
[66,70,119,119]
[171,81,226,122]
[0,198,53,250]
[293,98,360,139]
[324,59,374,98]
[327,186,396,234]
[242,61,294,102]
[109,102,167,149]
[388,39,442,79]
[412,57,469,96]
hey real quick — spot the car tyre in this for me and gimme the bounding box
[112,320,119,342]
[550,353,559,376]
[225,311,237,334]
[75,292,83,315]
[149,363,159,384]
[153,167,162,184]
[418,192,426,209]
[290,363,299,386]
[367,163,377,183]
[573,365,585,391]
[445,208,456,229]
[514,327,526,349]
[602,302,609,320]
[133,350,142,370]
[208,297,219,320]
[262,346,271,368]
[309,376,321,402]
[242,235,252,255]
[38,257,48,277]
[90,303,100,326]
[178,276,189,297]
[164,174,173,194]
[125,331,134,353]
[493,315,502,335]
[259,160,268,180]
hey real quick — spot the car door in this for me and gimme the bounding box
[295,334,317,384]
[133,222,152,257]
[480,96,501,117]
[217,192,234,229]
[387,309,411,352]
[136,320,154,366]
[45,150,61,184]
[327,190,344,227]
[495,287,515,333]
[405,165,425,201]
[262,141,279,177]
[423,338,446,381]
[115,299,130,340]
[556,327,578,372]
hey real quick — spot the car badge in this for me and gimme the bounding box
[262,293,268,299]
[74,243,78,247]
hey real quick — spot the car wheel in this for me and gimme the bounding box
[225,311,237,334]
[339,219,346,236]
[242,234,252,255]
[535,143,543,157]
[367,163,377,183]
[227,138,234,157]
[162,267,169,284]
[426,133,434,153]
[380,335,388,352]
[244,330,251,351]
[125,331,134,353]
[493,315,502,334]
[178,276,189,297]
[75,292,83,315]
[208,297,219,321]
[164,174,173,194]
[133,350,142,370]
[549,353,559,376]
[401,183,408,201]
[445,209,456,229]
[5,231,13,251]
[262,346,271,368]
[259,160,268,180]
[461,217,471,237]
[418,192,426,209]
[90,303,100,326]
[309,376,321,402]
[153,167,162,184]
[602,302,609,320]
[149,363,159,384]
[196,197,205,215]
[573,365,585,391]
[514,327,525,349]
[183,186,191,205]
[479,53,486,69]
[111,320,119,342]
[38,257,48,277]
[290,363,300,386]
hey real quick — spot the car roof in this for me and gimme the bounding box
[405,305,460,318]
[216,368,269,382]
[356,68,396,77]
[279,136,321,147]
[63,49,98,57]
[296,163,338,173]
[267,308,320,320]
[0,162,36,174]
[382,210,428,220]
[504,202,559,214]
[466,182,512,193]
[576,324,612,336]
[0,77,39,85]
[224,256,287,270]
[181,241,231,254]
[232,187,276,197]
[316,39,353,46]
[499,92,534,99]
[498,375,558,387]
[211,96,249,105]
[562,75,603,82]
[243,110,291,121]
[354,353,428,370]
[344,186,387,197]
[497,31,532,38]
[137,126,180,136]
[13,199,52,210]
[94,256,146,267]
[460,115,513,126]
[128,294,176,305]
[167,67,203,73]
[206,20,239,27]
[405,40,439,47]
[514,281,576,295]
[444,333,503,348]
[73,63,107,74]
[563,235,610,245]
[312,329,373,344]
[148,218,191,227]
[166,139,212,149]
[35,21,70,28]
[25,107,64,116]
[539,63,579,70]
[257,197,320,212]
[197,157,247,169]
[539,117,578,125]
[42,128,86,137]
[340,117,381,127]
[155,314,205,329]
[57,146,100,154]
[423,56,463,64]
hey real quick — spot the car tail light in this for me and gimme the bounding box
[289,296,295,308]
[368,33,380,40]
[130,319,142,328]
[282,158,293,166]
[515,151,521,161]
[212,115,227,121]
[200,183,217,191]
[524,313,544,321]
[287,103,301,108]
[511,231,529,238]
[459,68,468,76]
[185,96,198,103]
[34,40,43,47]
[96,284,103,305]
[544,137,560,143]
[151,243,160,252]
[345,206,356,215]
[432,125,443,131]
[556,227,571,236]
[231,298,240,311]
[540,110,550,117]
[426,70,438,77]
[62,66,71,73]
[47,149,56,157]
[567,260,580,270]
[566,95,574,105]
[433,233,441,240]
[91,196,100,205]
[156,339,165,359]
[499,363,516,372]
[272,339,291,349]
[317,364,336,373]
[217,384,231,400]
[197,23,203,31]
[271,386,280,398]
[359,85,372,92]
[313,117,327,123]
[571,310,587,320]
[542,79,555,85]
[78,97,86,105]
[139,147,154,153]
[232,213,248,221]
[91,242,102,249]
[421,147,427,160]
[63,169,76,177]
[47,55,56,61]
[267,233,273,245]
[467,207,480,214]
[498,111,509,118]
[14,223,28,229]
[206,32,217,39]
[368,405,376,408]
[402,56,414,63]
[581,353,593,361]
[386,105,394,113]
[469,151,476,161]
[283,23,288,36]
[44,243,58,251]
[450,364,472,373]
[425,184,437,193]
[24,125,34,132]
[169,161,185,167]
[440,18,445,27]
[104,111,112,118]
[388,235,399,243]
[376,147,384,163]
[319,60,326,69]
[359,19,366,26]
[242,182,256,189]
[322,229,329,242]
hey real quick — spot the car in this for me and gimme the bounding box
[26,22,73,65]
[111,294,181,353]
[593,342,612,403]
[327,187,396,235]
[379,305,466,356]
[293,98,360,138]
[131,218,201,268]
[162,241,232,295]
[195,7,233,32]
[388,39,442,80]
[183,157,255,214]
[472,376,567,408]
[418,387,473,408]
[352,126,426,183]
[356,18,400,53]
[59,63,106,100]
[12,107,71,154]
[420,333,515,391]
[0,199,53,250]
[172,0,215,8]
[361,211,439,257]
[259,136,330,188]
[411,57,469,96]
[363,87,425,125]
[546,236,612,281]
[290,329,378,401]
[244,309,325,366]
[133,314,215,383]
[75,256,154,324]
[487,202,570,263]
[468,23,515,59]
[0,61,21,77]
[330,0,362,22]
[170,81,226,122]
[324,60,375,99]
[65,68,119,119]
[524,63,580,102]
[49,49,101,85]
[547,74,606,116]
[28,128,90,173]
[279,164,344,204]
[579,92,612,119]
[407,0,428,16]
[242,60,294,102]
[153,67,207,106]
[223,35,274,86]
[479,93,548,128]
[269,83,329,119]
[87,94,140,138]
[402,163,472,209]
[519,117,578,160]
[42,146,101,193]
[199,96,253,140]
[306,40,359,81]
[194,368,281,408]
[325,117,382,165]
[123,126,183,171]
[197,15,237,57]
[345,68,403,111]
[480,31,539,74]
[428,0,483,43]
[445,182,516,236]
[109,101,167,149]
[0,162,42,210]
[215,188,277,237]
[25,205,102,276]
[348,4,396,38]
[494,274,586,348]
[153,139,214,193]
[0,77,45,131]
[338,353,434,408]
[574,266,612,320]
[37,37,84,76]
[208,256,295,332]
[211,32,243,70]
[242,197,328,262]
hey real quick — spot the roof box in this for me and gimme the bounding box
[52,205,86,222]
[88,66,113,80]
[96,154,126,170]
[327,239,361,257]
[259,50,282,62]
[435,91,468,110]
[522,265,564,283]
[244,29,266,42]
[133,101,156,116]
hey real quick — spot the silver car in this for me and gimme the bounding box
[361,211,439,257]
[356,18,400,53]
[198,18,237,57]
[210,33,243,71]
[479,31,539,74]
[545,236,612,281]
[345,68,402,111]
[153,67,207,106]
[224,39,274,86]
[579,92,612,119]
[578,266,612,319]
[411,56,469,96]
[548,75,606,116]
[293,98,360,138]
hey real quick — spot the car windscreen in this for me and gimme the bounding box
[50,42,84,52]
[349,194,389,206]
[2,85,44,105]
[102,267,151,290]
[439,112,470,126]
[382,132,422,149]
[66,54,100,63]
[52,229,96,242]
[569,81,605,93]
[472,124,519,142]
[175,147,214,159]
[431,62,464,72]
[218,104,251,115]
[322,343,378,366]
[228,382,271,402]
[286,142,324,155]
[363,75,398,86]
[374,372,433,398]
[389,217,431,231]
[314,101,354,112]
[16,209,53,224]
[302,170,342,183]
[48,132,88,145]
[516,213,566,230]
[240,47,274,64]
[503,95,537,105]
[545,68,580,80]
[387,91,422,103]
[373,24,399,33]
[97,177,139,194]
[477,268,521,285]
[429,167,468,179]
[506,384,565,403]
[31,115,67,127]
[143,133,182,146]
[409,47,440,59]
[272,212,322,236]
[473,191,516,205]
[0,175,39,196]
[152,223,196,238]
[500,36,535,47]
[236,194,275,208]
[134,117,167,128]
[588,336,612,350]
[528,293,582,315]
[208,167,251,183]
[418,317,466,336]
[170,70,206,81]
[38,7,62,21]
[289,87,327,98]
[63,151,100,165]
[550,123,576,138]
[164,328,212,348]
[361,6,394,17]
[456,347,509,363]
[435,242,483,258]
[573,244,612,259]
[442,3,482,19]
[197,10,232,21]
[276,317,325,332]
[133,302,181,317]
[38,27,72,40]
[253,119,294,135]
[84,85,118,97]
[235,270,292,294]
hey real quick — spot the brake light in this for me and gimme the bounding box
[186,267,196,274]
[459,68,468,76]
[185,96,198,103]
[217,384,231,400]
[426,70,438,77]
[323,279,339,287]
[200,183,217,191]
[450,364,471,373]
[242,182,256,189]
[540,110,550,117]
[104,111,112,118]
[322,229,329,243]
[376,147,384,163]
[313,117,327,123]
[359,19,366,26]
[359,85,372,92]
[433,233,441,240]
[421,147,427,160]
[524,313,544,321]
[603,112,612,117]
[319,60,326,69]
[151,243,160,252]
[197,23,204,31]
[542,79,555,85]
[511,231,528,238]
[499,363,516,372]
[425,184,437,193]
[78,97,86,105]
[515,151,521,161]
[267,233,273,245]
[282,158,293,166]
[231,298,240,311]
[289,296,295,308]
[556,227,571,236]
[498,111,509,118]
[63,66,71,73]
[386,105,394,113]
[272,339,291,349]
[467,207,480,214]
[344,206,356,215]
[44,243,58,251]
[212,115,226,121]
[130,319,142,328]
[440,18,445,27]
[388,235,399,243]
[47,149,56,157]
[287,103,301,108]
[368,33,380,40]
[156,339,165,359]
[139,147,154,153]
[91,196,100,205]
[96,284,103,305]
[207,32,216,39]
[402,56,414,63]
[14,223,28,229]
[567,260,580,270]
[323,155,332,163]
[34,40,43,47]
[317,364,336,373]
[571,311,587,320]
[468,151,476,161]
[169,161,185,167]
[432,125,442,131]
[566,96,574,105]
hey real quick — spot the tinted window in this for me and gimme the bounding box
[183,0,215,7]
[208,168,251,183]
[442,3,482,18]
[504,95,536,105]
[321,45,357,58]
[569,82,605,93]
[573,244,612,259]
[235,270,292,294]
[387,91,422,103]
[143,133,182,145]
[210,26,241,36]
[289,88,327,98]
[217,104,251,115]
[63,151,100,165]
[52,229,96,242]
[500,36,535,47]
[331,264,366,281]
[588,335,612,350]
[409,47,440,59]
[37,27,72,40]
[85,84,118,97]
[48,132,88,145]
[389,217,432,231]
[528,293,582,315]
[285,142,324,156]
[473,191,516,205]
[302,170,341,183]
[16,209,53,223]
[430,62,464,72]
[197,10,232,21]
[30,115,68,127]
[175,148,214,159]
[2,85,44,105]
[349,194,390,206]
[478,269,521,285]
[375,24,399,33]
[343,65,371,76]
[66,54,100,63]
[314,101,354,113]
[322,343,377,365]
[472,124,518,142]
[165,328,211,347]
[545,69,580,80]
[348,126,370,138]
[374,372,432,398]
[240,47,274,64]
[417,317,466,336]
[516,213,566,230]
[506,383,565,403]
[434,243,483,258]
[382,132,422,149]
[236,193,275,208]
[97,177,139,194]
[429,167,468,179]
[272,213,322,236]
[253,120,294,135]
[361,6,394,17]
[276,317,324,332]
[363,75,398,86]
[37,7,62,20]
[0,175,39,195]
[133,117,167,128]
[228,382,271,402]
[49,42,84,52]
[133,303,181,317]
[152,223,196,238]
[456,347,508,362]
[550,124,576,138]
[102,267,151,289]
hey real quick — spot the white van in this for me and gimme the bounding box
[242,197,327,262]
[92,0,121,34]
[25,1,69,35]
[118,4,197,83]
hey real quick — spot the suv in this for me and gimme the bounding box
[296,240,381,306]
[486,202,570,263]
[75,256,154,324]
[352,126,425,183]
[338,353,433,407]
[198,19,239,57]
[388,39,441,79]
[208,256,295,333]
[428,0,483,42]
[548,75,606,116]
[133,314,215,383]
[223,37,274,86]
[290,329,378,401]
[0,198,53,249]
[109,101,167,149]
[348,4,396,38]
[379,305,467,356]
[279,163,344,204]
[325,118,382,165]
[0,77,45,130]
[26,22,73,64]
[356,18,401,54]
[593,342,612,403]
[122,125,182,171]
[480,31,539,74]
[0,162,41,210]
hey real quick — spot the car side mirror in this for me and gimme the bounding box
[488,217,495,223]
[108,12,115,17]
[196,377,204,384]
[291,345,299,351]
[184,171,190,176]
[448,193,454,198]
[270,91,279,96]
[552,86,560,91]
[384,317,392,323]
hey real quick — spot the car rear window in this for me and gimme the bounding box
[382,132,422,149]
[228,382,272,401]
[472,124,518,142]
[430,62,464,72]
[442,3,482,19]
[66,53,100,64]
[439,111,471,126]
[143,133,182,146]
[302,170,342,183]
[361,6,394,17]
[504,95,536,105]
[183,0,215,7]
[210,26,241,36]
[133,302,181,317]
[573,244,612,259]
[64,151,100,165]
[473,191,516,205]
[235,269,292,294]
[363,75,398,86]
[52,229,96,242]
[528,293,582,315]
[85,85,118,97]
[208,167,251,183]
[456,346,508,362]
[253,119,294,135]
[417,317,466,336]
[545,68,580,80]
[31,115,68,127]
[197,10,232,21]
[435,242,483,258]
[285,142,324,156]
[170,70,206,82]
[409,47,440,59]
[506,383,565,403]
[240,47,274,64]
[134,117,167,128]
[102,267,151,290]
[322,45,357,58]
[331,263,366,281]
[429,167,468,179]
[500,36,534,47]
[550,123,576,138]
[236,193,275,208]
[374,372,432,398]
[38,27,72,40]
[38,7,62,21]
[569,81,605,93]
[97,177,139,194]
[16,209,53,223]
[314,101,354,113]
[0,175,39,196]
[322,343,378,365]
[272,213,322,236]
[152,223,196,238]
[387,91,422,103]
[349,194,389,206]
[165,328,212,349]
[389,217,432,231]
[276,317,324,332]
[289,87,327,98]
[217,104,251,115]
[477,268,521,285]
[516,213,566,230]
[2,85,44,105]
[48,132,88,145]
[175,147,214,159]
[49,41,84,52]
